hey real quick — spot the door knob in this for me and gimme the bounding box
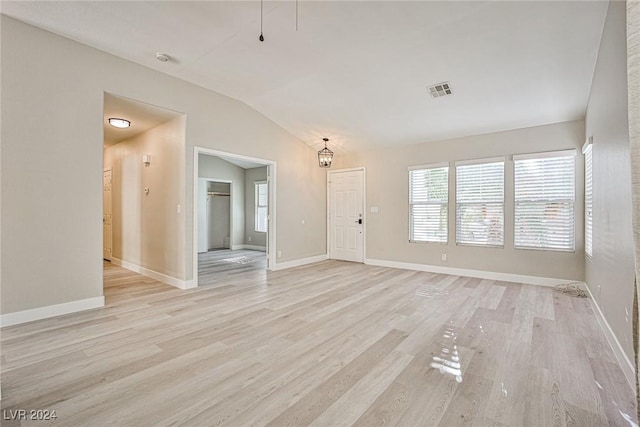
[356,218,363,224]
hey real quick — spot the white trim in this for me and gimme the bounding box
[584,283,636,392]
[112,257,195,290]
[455,156,505,166]
[364,258,578,287]
[327,167,365,174]
[0,296,105,328]
[513,149,576,161]
[103,167,113,262]
[241,244,267,252]
[327,167,367,262]
[229,244,266,251]
[272,254,328,271]
[582,136,593,154]
[408,161,449,171]
[193,147,277,286]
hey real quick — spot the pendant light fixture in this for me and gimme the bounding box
[318,138,334,168]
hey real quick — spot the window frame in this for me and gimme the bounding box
[583,140,593,258]
[455,157,505,248]
[254,180,268,233]
[408,162,450,244]
[513,149,576,252]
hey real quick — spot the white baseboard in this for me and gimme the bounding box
[273,254,328,271]
[584,283,636,392]
[364,258,578,287]
[0,296,105,328]
[240,245,267,252]
[111,257,190,290]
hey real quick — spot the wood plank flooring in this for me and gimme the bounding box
[198,249,267,287]
[0,260,636,426]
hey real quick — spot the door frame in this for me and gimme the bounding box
[193,147,277,287]
[327,167,366,262]
[103,167,113,261]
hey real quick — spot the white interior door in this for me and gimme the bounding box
[103,169,112,261]
[329,169,364,262]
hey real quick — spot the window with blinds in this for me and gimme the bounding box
[409,165,449,243]
[255,181,268,233]
[584,143,593,257]
[514,150,575,251]
[455,159,504,246]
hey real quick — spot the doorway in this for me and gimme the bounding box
[102,93,186,297]
[198,180,232,252]
[103,168,112,261]
[193,147,277,287]
[328,168,366,263]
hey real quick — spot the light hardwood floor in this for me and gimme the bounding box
[198,249,267,287]
[0,260,636,426]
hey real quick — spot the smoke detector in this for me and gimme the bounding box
[427,81,453,98]
[156,53,171,63]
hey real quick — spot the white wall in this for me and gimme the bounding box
[244,166,268,248]
[0,16,326,316]
[333,120,585,281]
[104,116,186,279]
[584,1,635,362]
[198,155,245,249]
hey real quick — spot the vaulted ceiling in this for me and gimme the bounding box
[1,1,608,152]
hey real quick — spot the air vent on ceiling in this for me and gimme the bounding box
[427,81,453,98]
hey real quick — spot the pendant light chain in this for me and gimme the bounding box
[259,0,264,42]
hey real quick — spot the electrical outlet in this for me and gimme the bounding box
[441,253,447,262]
[248,236,252,242]
[277,250,282,258]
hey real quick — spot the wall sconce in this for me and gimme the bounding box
[143,155,151,166]
[318,138,334,168]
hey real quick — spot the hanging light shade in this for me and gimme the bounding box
[318,138,334,168]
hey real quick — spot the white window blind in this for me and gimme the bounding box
[455,159,504,246]
[255,181,268,233]
[514,151,575,251]
[584,144,593,257]
[409,165,449,243]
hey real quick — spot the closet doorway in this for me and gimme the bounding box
[200,180,232,251]
[194,148,276,287]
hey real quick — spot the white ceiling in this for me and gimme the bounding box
[2,1,608,152]
[104,93,183,146]
[105,94,265,169]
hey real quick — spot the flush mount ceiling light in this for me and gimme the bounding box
[108,118,131,129]
[318,138,334,168]
[427,81,453,98]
